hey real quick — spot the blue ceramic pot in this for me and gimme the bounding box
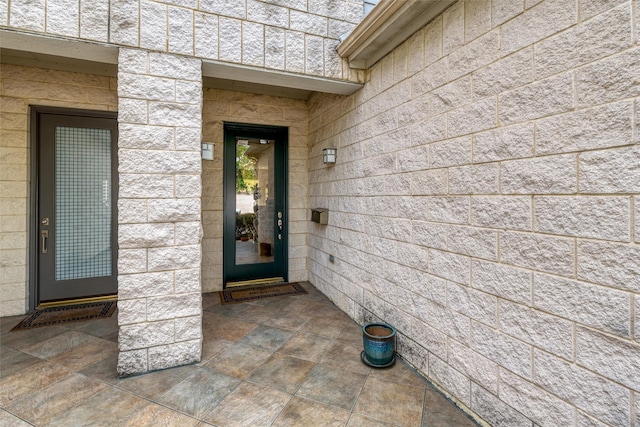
[362,322,396,366]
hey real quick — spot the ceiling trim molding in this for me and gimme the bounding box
[337,0,456,69]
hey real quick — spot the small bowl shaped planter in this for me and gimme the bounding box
[361,322,396,368]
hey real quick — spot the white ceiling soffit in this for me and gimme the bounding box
[201,61,363,99]
[0,30,118,75]
[337,0,456,69]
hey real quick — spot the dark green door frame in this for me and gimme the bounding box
[222,122,288,287]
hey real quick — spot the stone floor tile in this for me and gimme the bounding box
[4,373,107,425]
[50,338,118,371]
[0,361,72,406]
[354,376,426,427]
[281,298,328,315]
[296,364,367,410]
[1,325,68,351]
[0,347,41,379]
[422,388,477,427]
[272,396,351,427]
[299,315,348,339]
[205,342,273,379]
[262,309,311,331]
[46,387,148,427]
[0,315,23,335]
[0,409,32,427]
[277,332,333,362]
[78,352,119,384]
[203,382,291,427]
[251,296,297,310]
[223,304,280,324]
[121,403,200,427]
[202,312,259,341]
[338,322,365,344]
[320,339,372,375]
[369,359,428,389]
[74,316,119,339]
[199,336,234,364]
[237,324,293,351]
[202,292,221,309]
[116,364,198,400]
[347,413,395,426]
[22,330,106,360]
[248,353,316,394]
[156,367,241,419]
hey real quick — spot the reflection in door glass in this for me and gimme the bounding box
[235,138,275,265]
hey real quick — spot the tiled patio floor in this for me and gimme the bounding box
[0,282,477,426]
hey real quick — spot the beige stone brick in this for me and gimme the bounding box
[429,355,471,405]
[427,76,471,117]
[579,145,640,194]
[500,300,573,359]
[120,320,175,351]
[472,48,534,98]
[576,326,640,391]
[285,30,305,73]
[471,259,531,305]
[576,47,640,108]
[411,59,448,96]
[46,0,79,37]
[448,29,500,81]
[530,363,630,427]
[501,231,574,276]
[411,318,447,360]
[442,0,464,55]
[248,0,288,27]
[448,282,497,326]
[536,101,634,155]
[580,0,629,21]
[427,196,470,225]
[449,97,497,137]
[465,0,491,42]
[242,21,264,66]
[168,6,193,55]
[429,248,469,284]
[449,163,499,195]
[140,0,167,51]
[470,382,531,427]
[448,225,497,261]
[195,12,218,59]
[491,0,523,27]
[0,0,7,26]
[117,349,148,376]
[147,293,201,321]
[219,17,242,63]
[534,196,630,241]
[118,249,148,274]
[110,0,139,46]
[10,0,45,31]
[449,339,498,394]
[472,322,531,377]
[81,0,109,41]
[500,0,577,54]
[265,26,285,70]
[148,245,201,271]
[636,197,640,242]
[424,15,443,66]
[200,0,245,19]
[534,273,630,337]
[577,240,640,292]
[118,223,175,249]
[534,4,632,80]
[118,298,147,325]
[411,220,448,250]
[501,154,577,195]
[430,136,472,168]
[473,122,533,163]
[406,29,424,77]
[498,72,574,125]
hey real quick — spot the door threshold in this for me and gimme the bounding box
[38,295,118,309]
[225,277,285,288]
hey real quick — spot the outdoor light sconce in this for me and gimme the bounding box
[323,148,337,164]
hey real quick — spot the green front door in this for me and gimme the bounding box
[223,123,288,287]
[34,108,118,305]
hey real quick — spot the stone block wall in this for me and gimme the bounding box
[201,89,309,291]
[1,0,365,82]
[0,64,117,317]
[117,49,203,375]
[308,0,640,425]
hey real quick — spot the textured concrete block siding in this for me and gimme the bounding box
[201,88,309,292]
[1,0,364,82]
[308,0,640,426]
[117,49,203,375]
[0,64,117,317]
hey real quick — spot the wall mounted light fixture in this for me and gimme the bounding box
[323,148,337,164]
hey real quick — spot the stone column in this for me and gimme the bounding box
[116,48,203,376]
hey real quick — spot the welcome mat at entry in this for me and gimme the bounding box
[219,282,307,304]
[11,300,117,331]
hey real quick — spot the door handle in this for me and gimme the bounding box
[41,230,48,254]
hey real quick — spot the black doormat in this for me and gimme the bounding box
[220,282,307,304]
[11,300,117,331]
